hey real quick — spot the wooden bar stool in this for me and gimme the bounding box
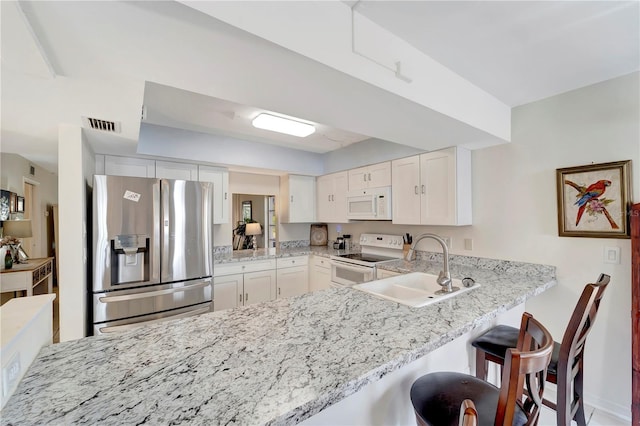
[471,274,610,426]
[410,312,553,426]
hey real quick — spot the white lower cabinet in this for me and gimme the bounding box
[309,256,331,292]
[276,256,309,298]
[213,260,277,311]
[376,269,400,280]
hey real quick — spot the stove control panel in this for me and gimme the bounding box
[359,234,404,248]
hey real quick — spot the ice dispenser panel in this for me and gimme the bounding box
[111,234,150,285]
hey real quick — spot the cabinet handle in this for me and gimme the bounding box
[278,287,281,295]
[328,195,331,201]
[332,195,334,201]
[224,192,227,200]
[240,293,243,303]
[414,185,419,194]
[363,175,366,182]
[421,185,425,194]
[245,293,248,302]
[291,195,294,203]
[368,173,371,181]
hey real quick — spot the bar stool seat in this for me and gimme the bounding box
[473,326,562,376]
[411,372,528,426]
[410,312,553,426]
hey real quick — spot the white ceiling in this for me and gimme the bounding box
[1,1,638,173]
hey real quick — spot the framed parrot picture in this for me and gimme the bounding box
[556,160,632,238]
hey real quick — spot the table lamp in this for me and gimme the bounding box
[245,223,262,250]
[2,219,32,263]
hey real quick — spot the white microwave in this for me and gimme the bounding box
[346,187,392,220]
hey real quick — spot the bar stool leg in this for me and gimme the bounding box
[574,358,587,426]
[475,349,487,380]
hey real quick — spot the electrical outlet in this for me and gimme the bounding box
[603,247,620,264]
[464,238,473,251]
[2,353,21,397]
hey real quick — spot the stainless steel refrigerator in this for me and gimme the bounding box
[92,175,213,334]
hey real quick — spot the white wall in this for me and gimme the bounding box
[0,154,58,258]
[58,124,94,341]
[335,72,639,419]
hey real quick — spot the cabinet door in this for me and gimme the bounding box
[243,270,277,305]
[332,172,348,223]
[367,161,391,188]
[213,274,242,311]
[198,165,230,224]
[287,175,316,223]
[277,265,309,298]
[156,161,198,180]
[420,149,456,225]
[348,166,369,191]
[316,174,333,223]
[310,257,331,292]
[391,155,421,224]
[104,156,155,178]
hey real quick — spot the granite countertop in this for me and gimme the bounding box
[1,256,556,425]
[213,245,350,264]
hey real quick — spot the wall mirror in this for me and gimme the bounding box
[232,194,277,250]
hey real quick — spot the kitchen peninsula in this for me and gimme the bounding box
[1,256,555,425]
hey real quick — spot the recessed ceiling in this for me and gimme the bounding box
[143,82,371,153]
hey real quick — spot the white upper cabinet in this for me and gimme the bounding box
[316,171,348,223]
[155,161,198,180]
[391,155,422,225]
[348,161,391,191]
[280,175,316,223]
[198,165,230,224]
[104,155,156,178]
[392,147,472,226]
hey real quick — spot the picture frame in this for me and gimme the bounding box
[16,196,24,213]
[556,160,632,238]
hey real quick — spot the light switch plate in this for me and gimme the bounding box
[603,247,620,264]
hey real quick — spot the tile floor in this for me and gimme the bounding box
[537,403,630,425]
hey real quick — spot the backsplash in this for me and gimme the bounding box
[415,251,556,277]
[279,240,309,249]
[214,245,233,255]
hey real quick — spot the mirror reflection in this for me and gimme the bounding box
[232,194,277,250]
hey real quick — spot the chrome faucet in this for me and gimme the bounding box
[405,233,457,294]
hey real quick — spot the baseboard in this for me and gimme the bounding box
[543,385,632,423]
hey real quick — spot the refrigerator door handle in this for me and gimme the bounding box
[98,306,211,333]
[98,280,211,303]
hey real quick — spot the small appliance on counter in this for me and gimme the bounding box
[333,237,345,250]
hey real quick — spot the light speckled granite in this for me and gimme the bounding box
[213,245,233,255]
[1,256,555,425]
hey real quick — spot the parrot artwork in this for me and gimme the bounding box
[573,179,611,226]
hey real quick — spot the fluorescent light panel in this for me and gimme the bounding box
[252,113,315,137]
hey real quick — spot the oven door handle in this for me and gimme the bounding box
[330,260,374,273]
[98,280,211,303]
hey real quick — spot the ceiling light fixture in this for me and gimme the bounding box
[252,113,315,137]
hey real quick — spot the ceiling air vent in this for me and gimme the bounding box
[82,116,121,133]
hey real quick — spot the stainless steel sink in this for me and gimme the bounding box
[353,272,480,307]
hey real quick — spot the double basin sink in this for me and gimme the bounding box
[353,272,480,308]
